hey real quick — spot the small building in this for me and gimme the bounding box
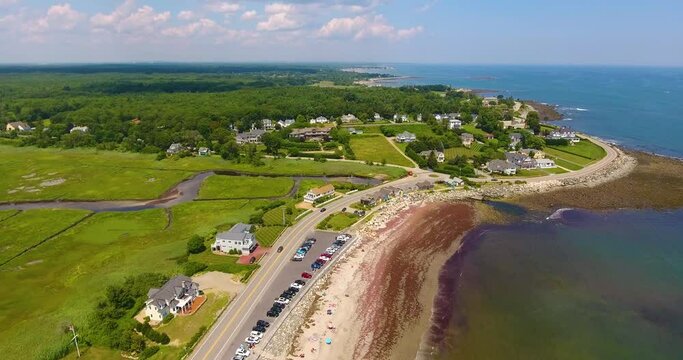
[534,158,557,169]
[289,127,333,142]
[487,160,518,175]
[373,186,403,202]
[419,150,445,163]
[520,148,545,159]
[198,147,210,156]
[416,181,434,190]
[340,114,358,123]
[505,152,535,169]
[509,133,523,148]
[396,131,416,143]
[167,143,184,155]
[309,116,329,124]
[484,133,495,140]
[460,133,474,147]
[262,119,274,130]
[70,126,89,133]
[417,114,423,122]
[212,223,258,255]
[502,118,526,129]
[277,119,295,128]
[304,184,335,203]
[446,177,464,187]
[5,121,31,132]
[347,127,364,135]
[145,275,200,322]
[448,118,462,130]
[360,195,378,207]
[373,113,382,121]
[236,129,266,144]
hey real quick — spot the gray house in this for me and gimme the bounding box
[236,129,266,144]
[487,159,518,175]
[145,275,200,322]
[505,152,535,169]
[212,223,258,255]
[396,131,416,143]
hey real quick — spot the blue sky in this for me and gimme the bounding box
[0,0,681,65]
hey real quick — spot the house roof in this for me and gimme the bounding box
[419,150,444,157]
[397,131,415,138]
[488,159,517,171]
[510,133,523,140]
[308,184,335,195]
[237,129,266,139]
[147,275,199,307]
[7,121,30,129]
[505,152,531,163]
[460,133,474,139]
[216,223,254,242]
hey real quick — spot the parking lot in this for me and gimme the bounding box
[221,230,347,358]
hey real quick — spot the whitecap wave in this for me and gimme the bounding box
[546,208,573,220]
[575,108,589,112]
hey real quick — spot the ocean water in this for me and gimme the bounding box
[432,209,683,360]
[374,65,683,158]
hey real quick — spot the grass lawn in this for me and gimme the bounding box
[317,212,360,231]
[158,292,230,345]
[198,175,294,199]
[350,135,414,167]
[547,140,606,161]
[444,144,483,159]
[0,209,20,222]
[543,167,569,174]
[0,145,405,202]
[551,157,584,171]
[461,124,488,137]
[516,169,550,177]
[0,200,263,360]
[0,208,91,264]
[255,225,286,247]
[343,123,434,137]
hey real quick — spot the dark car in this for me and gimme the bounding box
[277,246,284,253]
[294,280,306,286]
[249,256,256,264]
[341,207,346,212]
[253,325,266,332]
[288,287,299,293]
[320,207,327,212]
[266,310,279,318]
[301,272,313,279]
[257,320,270,328]
[273,302,285,309]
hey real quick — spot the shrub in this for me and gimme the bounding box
[161,313,174,324]
[140,346,160,359]
[134,322,170,345]
[187,235,206,254]
[182,261,208,276]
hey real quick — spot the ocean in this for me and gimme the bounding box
[372,64,683,158]
[432,209,683,360]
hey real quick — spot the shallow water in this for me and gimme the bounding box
[432,208,683,360]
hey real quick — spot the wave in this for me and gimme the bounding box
[560,107,589,112]
[546,208,574,220]
[562,118,573,121]
[575,108,589,112]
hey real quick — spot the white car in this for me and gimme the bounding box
[250,331,264,339]
[325,247,336,253]
[275,297,290,305]
[245,336,261,344]
[290,282,303,289]
[336,234,351,242]
[235,345,251,357]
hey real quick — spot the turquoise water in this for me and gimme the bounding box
[375,65,683,157]
[432,209,683,360]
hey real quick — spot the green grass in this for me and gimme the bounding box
[0,145,405,202]
[198,175,294,199]
[0,209,20,222]
[0,200,263,360]
[547,140,606,161]
[551,157,584,171]
[349,135,414,167]
[255,226,286,247]
[543,167,569,174]
[317,212,360,231]
[516,169,550,177]
[544,149,592,166]
[0,209,91,264]
[444,144,484,159]
[296,179,327,198]
[461,124,488,137]
[343,123,434,137]
[158,292,230,345]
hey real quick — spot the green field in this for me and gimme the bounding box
[551,157,584,171]
[159,292,230,345]
[461,124,489,137]
[547,140,606,161]
[444,143,484,159]
[255,226,286,247]
[349,135,414,167]
[0,200,263,360]
[344,123,434,137]
[0,145,405,202]
[198,175,294,199]
[296,179,327,198]
[317,212,360,231]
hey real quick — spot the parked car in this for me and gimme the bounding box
[250,331,264,339]
[267,310,279,317]
[320,207,327,212]
[245,336,261,344]
[253,325,266,333]
[277,246,284,253]
[235,345,250,357]
[301,272,313,279]
[290,282,303,289]
[249,256,256,264]
[233,355,245,360]
[341,207,347,212]
[275,297,290,305]
[257,320,270,328]
[294,280,306,286]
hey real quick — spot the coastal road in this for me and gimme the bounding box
[189,171,446,360]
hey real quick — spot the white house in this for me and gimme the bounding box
[5,121,31,132]
[212,223,258,255]
[373,113,382,121]
[547,126,581,143]
[417,114,423,122]
[145,276,200,322]
[309,116,329,124]
[340,114,358,123]
[70,126,89,133]
[277,119,295,128]
[262,119,274,130]
[535,158,557,169]
[419,150,445,163]
[509,133,523,148]
[166,143,184,155]
[198,147,209,156]
[304,184,335,203]
[396,131,416,143]
[460,133,474,147]
[448,118,462,130]
[446,177,464,187]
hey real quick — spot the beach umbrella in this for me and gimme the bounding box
[325,338,332,345]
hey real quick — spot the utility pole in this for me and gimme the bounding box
[69,324,81,358]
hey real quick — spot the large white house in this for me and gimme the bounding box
[145,275,200,322]
[304,184,335,203]
[309,116,329,124]
[448,118,462,130]
[5,121,31,132]
[396,131,416,143]
[212,223,258,255]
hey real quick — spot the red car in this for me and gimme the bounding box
[301,272,313,279]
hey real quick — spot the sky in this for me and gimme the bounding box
[0,0,681,65]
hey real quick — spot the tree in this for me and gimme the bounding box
[187,235,206,254]
[220,141,240,160]
[261,132,282,155]
[526,111,541,134]
[427,151,438,169]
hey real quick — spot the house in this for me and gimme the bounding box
[534,158,557,169]
[304,184,335,203]
[373,113,382,121]
[448,118,462,130]
[289,127,333,142]
[340,114,358,123]
[460,133,474,147]
[417,113,423,122]
[419,150,445,163]
[262,119,274,130]
[212,223,258,255]
[277,119,295,128]
[484,133,495,140]
[347,127,364,135]
[198,147,210,156]
[236,129,266,144]
[434,114,445,121]
[547,126,581,143]
[360,195,378,207]
[445,177,464,187]
[416,181,434,190]
[502,118,526,129]
[372,186,403,202]
[520,148,545,159]
[505,152,535,169]
[309,116,329,124]
[509,133,523,148]
[70,126,89,133]
[166,143,184,155]
[5,121,31,132]
[145,275,200,322]
[487,160,518,175]
[396,131,416,143]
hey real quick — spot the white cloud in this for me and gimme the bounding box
[264,3,293,14]
[241,10,257,20]
[318,15,422,41]
[20,3,84,39]
[90,1,170,35]
[162,18,221,37]
[206,1,241,13]
[257,3,301,31]
[0,0,18,7]
[418,0,438,12]
[178,10,195,21]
